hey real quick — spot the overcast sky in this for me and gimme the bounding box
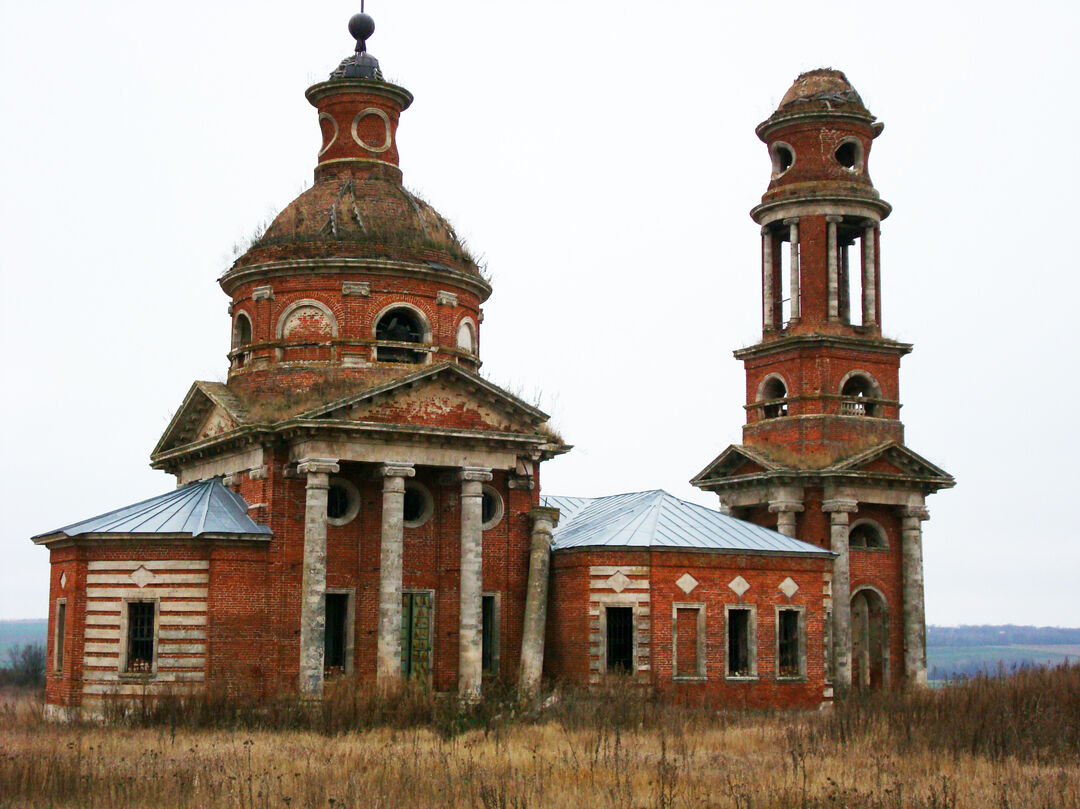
[2,1,1078,625]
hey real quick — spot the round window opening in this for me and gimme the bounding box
[403,482,433,527]
[835,140,860,170]
[772,143,794,175]
[326,478,360,526]
[481,486,504,530]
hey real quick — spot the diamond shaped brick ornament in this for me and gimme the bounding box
[129,566,155,589]
[59,571,67,589]
[778,577,799,598]
[728,575,750,598]
[676,573,699,594]
[606,571,631,593]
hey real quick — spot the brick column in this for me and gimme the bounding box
[518,506,560,701]
[377,462,414,688]
[458,467,492,700]
[296,457,340,696]
[900,505,930,687]
[768,499,803,537]
[785,218,801,322]
[823,499,858,690]
[827,215,842,321]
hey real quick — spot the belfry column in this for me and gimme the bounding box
[458,467,492,700]
[861,221,877,326]
[768,499,803,537]
[827,216,842,321]
[296,457,340,696]
[762,227,775,331]
[518,506,561,700]
[785,218,801,322]
[822,499,858,689]
[900,505,930,687]
[377,462,415,688]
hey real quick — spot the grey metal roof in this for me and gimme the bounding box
[543,490,830,556]
[35,478,272,539]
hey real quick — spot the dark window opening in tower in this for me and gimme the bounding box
[850,522,887,549]
[771,143,794,175]
[760,377,788,419]
[376,308,426,363]
[835,141,859,170]
[402,482,432,526]
[841,374,880,416]
[232,313,253,367]
[327,485,349,520]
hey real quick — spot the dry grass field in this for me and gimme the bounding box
[2,665,1078,809]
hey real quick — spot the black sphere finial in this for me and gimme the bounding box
[349,12,375,53]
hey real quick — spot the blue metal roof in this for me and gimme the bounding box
[543,490,830,556]
[35,478,272,539]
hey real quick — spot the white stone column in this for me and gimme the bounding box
[823,499,858,690]
[458,466,492,700]
[377,462,414,689]
[900,505,930,688]
[785,218,801,322]
[762,227,775,331]
[861,221,877,326]
[768,499,804,538]
[827,215,842,321]
[296,457,340,696]
[518,506,560,701]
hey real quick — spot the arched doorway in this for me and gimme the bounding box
[850,588,889,689]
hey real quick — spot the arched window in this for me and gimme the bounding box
[375,306,427,363]
[840,372,881,417]
[232,312,253,350]
[456,319,476,354]
[757,375,788,419]
[849,521,888,550]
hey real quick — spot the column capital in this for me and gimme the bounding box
[761,225,772,235]
[900,505,930,522]
[296,458,340,476]
[822,499,859,514]
[783,217,800,226]
[530,506,561,529]
[863,218,877,229]
[826,215,844,223]
[378,462,415,479]
[458,466,493,483]
[768,500,804,514]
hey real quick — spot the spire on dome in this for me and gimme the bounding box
[332,8,383,80]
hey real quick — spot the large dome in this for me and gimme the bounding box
[232,164,478,274]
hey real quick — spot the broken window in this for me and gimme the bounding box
[324,593,349,674]
[849,522,887,549]
[54,600,66,673]
[840,374,880,416]
[481,594,498,674]
[759,376,788,419]
[674,606,704,678]
[726,607,754,677]
[606,607,634,673]
[777,609,802,678]
[125,601,155,674]
[375,308,426,363]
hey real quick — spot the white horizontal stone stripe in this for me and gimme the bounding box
[86,614,121,626]
[158,643,205,655]
[589,566,649,576]
[88,561,209,571]
[589,593,649,604]
[159,629,206,641]
[84,656,120,668]
[87,573,208,585]
[86,602,122,614]
[589,580,649,590]
[159,614,206,626]
[85,628,120,640]
[158,602,207,612]
[82,682,201,696]
[158,657,205,669]
[82,670,205,685]
[84,643,119,654]
[86,587,208,600]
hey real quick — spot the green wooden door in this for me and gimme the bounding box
[401,592,433,681]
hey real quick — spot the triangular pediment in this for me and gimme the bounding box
[152,382,248,456]
[690,445,784,486]
[829,441,953,482]
[296,363,550,435]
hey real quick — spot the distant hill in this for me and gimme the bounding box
[0,619,48,660]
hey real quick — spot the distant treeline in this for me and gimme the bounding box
[928,625,1080,647]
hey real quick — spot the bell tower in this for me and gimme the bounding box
[692,70,954,692]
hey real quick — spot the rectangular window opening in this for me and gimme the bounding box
[727,608,752,677]
[54,600,66,673]
[481,595,498,674]
[324,593,349,674]
[606,607,634,673]
[778,609,802,678]
[126,602,155,674]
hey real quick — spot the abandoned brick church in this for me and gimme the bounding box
[34,16,953,718]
